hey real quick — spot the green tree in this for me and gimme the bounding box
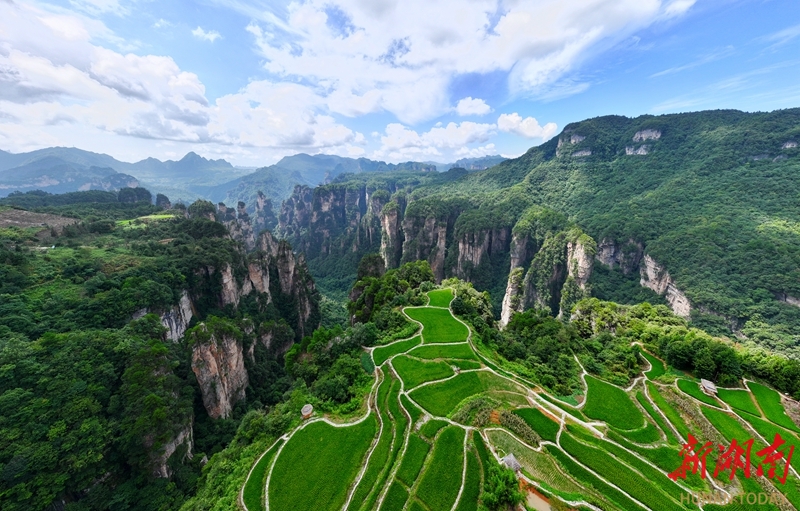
[480,462,525,511]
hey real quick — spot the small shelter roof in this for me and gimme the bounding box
[700,379,718,395]
[502,453,522,472]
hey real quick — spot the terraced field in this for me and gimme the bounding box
[243,288,800,511]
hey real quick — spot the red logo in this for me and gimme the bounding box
[669,433,794,484]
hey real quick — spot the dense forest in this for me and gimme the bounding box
[276,108,800,360]
[3,106,800,510]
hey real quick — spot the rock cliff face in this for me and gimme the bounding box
[278,183,389,261]
[499,223,596,325]
[594,238,643,274]
[566,240,593,289]
[160,291,195,342]
[380,202,403,269]
[151,424,193,478]
[456,228,510,277]
[190,325,248,419]
[633,129,661,142]
[639,254,691,318]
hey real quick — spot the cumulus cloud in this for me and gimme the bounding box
[238,0,695,123]
[374,121,496,161]
[497,113,558,140]
[192,27,222,42]
[0,2,363,163]
[455,97,492,116]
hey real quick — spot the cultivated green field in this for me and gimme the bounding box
[252,287,800,511]
[407,343,477,360]
[514,407,560,442]
[748,381,800,432]
[396,435,431,486]
[410,370,523,417]
[392,356,454,389]
[404,307,469,343]
[242,439,283,511]
[582,375,644,430]
[414,426,465,511]
[677,379,722,408]
[427,288,454,308]
[373,336,422,366]
[647,382,691,439]
[642,351,666,379]
[268,417,377,511]
[717,387,761,416]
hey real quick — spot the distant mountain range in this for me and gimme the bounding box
[212,153,440,211]
[0,147,508,206]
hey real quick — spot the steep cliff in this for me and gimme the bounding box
[151,423,193,478]
[639,254,692,318]
[595,238,643,274]
[189,321,249,419]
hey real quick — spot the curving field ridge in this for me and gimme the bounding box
[244,288,800,511]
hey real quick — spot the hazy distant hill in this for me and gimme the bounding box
[213,153,436,210]
[434,155,507,171]
[0,147,250,200]
[0,150,139,197]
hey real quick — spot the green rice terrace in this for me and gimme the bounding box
[241,290,800,511]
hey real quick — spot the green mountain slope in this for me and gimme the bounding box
[278,108,800,357]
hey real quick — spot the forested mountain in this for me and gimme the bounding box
[5,107,800,511]
[210,153,437,214]
[0,190,325,509]
[277,108,800,358]
[0,147,251,202]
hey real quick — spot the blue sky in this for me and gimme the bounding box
[0,0,799,166]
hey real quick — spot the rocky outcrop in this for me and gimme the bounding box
[256,231,319,339]
[556,131,589,157]
[253,191,279,234]
[499,217,596,325]
[625,145,650,155]
[500,267,525,327]
[161,291,195,342]
[380,201,403,269]
[633,129,661,142]
[639,254,691,318]
[595,238,643,274]
[191,325,248,419]
[776,293,800,308]
[456,228,510,277]
[573,149,592,157]
[152,423,193,478]
[782,141,797,149]
[566,239,593,289]
[401,216,450,280]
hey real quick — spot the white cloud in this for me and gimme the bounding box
[497,113,558,140]
[240,0,695,124]
[455,97,492,116]
[374,121,496,161]
[0,2,362,165]
[192,27,222,43]
[153,19,172,29]
[69,0,129,17]
[455,143,496,158]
